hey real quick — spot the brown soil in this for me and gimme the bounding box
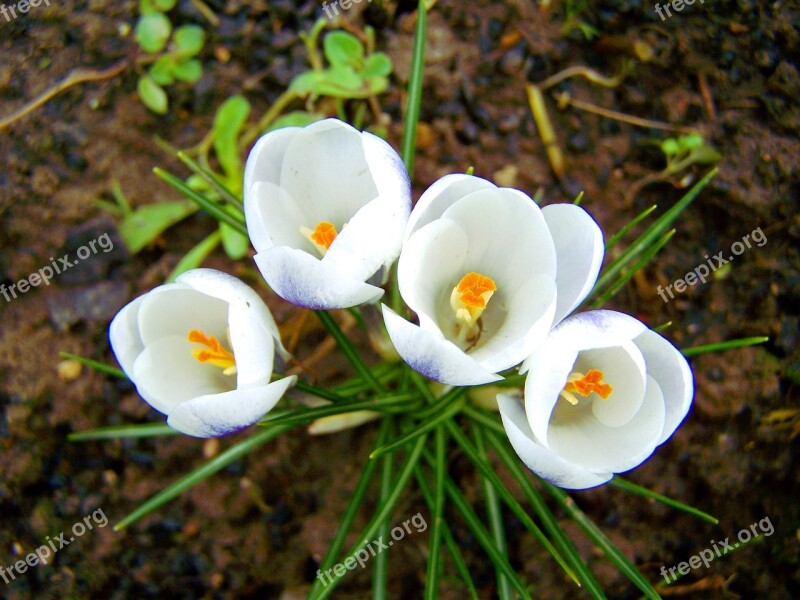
[1,0,798,598]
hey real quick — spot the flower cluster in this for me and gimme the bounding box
[110,119,693,489]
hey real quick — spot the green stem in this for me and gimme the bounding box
[400,0,427,175]
[315,310,384,394]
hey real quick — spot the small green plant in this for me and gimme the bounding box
[561,0,599,40]
[134,0,205,114]
[659,133,722,177]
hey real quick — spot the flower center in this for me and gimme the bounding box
[188,329,237,376]
[559,369,613,406]
[450,272,497,328]
[300,221,338,256]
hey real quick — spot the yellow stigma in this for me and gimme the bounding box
[450,272,497,328]
[188,329,237,376]
[300,221,338,255]
[559,369,613,406]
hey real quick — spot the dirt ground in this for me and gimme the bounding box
[1,0,798,598]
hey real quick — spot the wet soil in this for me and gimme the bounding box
[1,0,798,598]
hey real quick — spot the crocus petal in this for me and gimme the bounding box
[498,394,612,489]
[324,194,408,283]
[634,329,694,444]
[542,203,604,324]
[280,119,378,226]
[177,268,288,360]
[109,294,147,375]
[245,181,310,252]
[256,246,383,309]
[398,218,469,332]
[439,188,557,290]
[470,274,557,373]
[546,375,666,473]
[523,310,648,444]
[137,284,228,347]
[404,174,497,241]
[167,376,297,438]
[243,126,301,191]
[132,335,230,415]
[382,305,501,386]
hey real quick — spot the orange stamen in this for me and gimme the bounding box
[560,369,613,405]
[301,221,338,255]
[450,272,497,329]
[188,329,236,374]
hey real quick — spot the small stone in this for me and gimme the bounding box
[57,359,83,381]
[492,164,518,187]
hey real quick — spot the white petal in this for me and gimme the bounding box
[109,294,147,376]
[542,203,604,324]
[324,195,408,282]
[245,181,309,252]
[546,375,666,473]
[405,174,497,241]
[578,340,647,428]
[137,284,229,346]
[634,329,694,444]
[177,268,288,360]
[439,188,557,291]
[227,302,275,388]
[523,311,649,442]
[167,376,297,438]
[521,309,647,374]
[132,335,230,415]
[255,246,383,309]
[398,218,469,332]
[498,394,611,489]
[470,274,557,373]
[280,119,378,226]
[382,305,501,386]
[244,125,301,191]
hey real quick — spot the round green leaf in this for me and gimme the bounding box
[660,138,679,156]
[172,58,202,82]
[363,53,392,79]
[135,13,172,53]
[173,25,205,57]
[137,75,168,114]
[323,31,364,69]
[153,0,177,10]
[149,55,175,85]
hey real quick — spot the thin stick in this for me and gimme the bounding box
[526,83,564,178]
[0,60,128,130]
[538,65,626,91]
[554,91,698,134]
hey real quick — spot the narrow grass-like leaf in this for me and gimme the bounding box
[424,426,446,600]
[609,478,718,524]
[486,430,607,600]
[315,310,384,394]
[370,393,465,459]
[260,392,418,427]
[176,151,243,209]
[605,204,657,250]
[312,430,428,600]
[587,167,717,305]
[307,419,390,598]
[400,0,427,175]
[373,427,395,600]
[414,467,480,600]
[58,351,126,379]
[153,168,247,235]
[293,378,351,403]
[444,420,579,587]
[114,424,293,531]
[590,229,676,308]
[422,448,533,600]
[68,423,177,441]
[682,336,769,357]
[166,230,221,282]
[332,363,401,396]
[542,481,662,600]
[473,425,513,600]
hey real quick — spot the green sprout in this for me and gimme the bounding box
[134,0,205,114]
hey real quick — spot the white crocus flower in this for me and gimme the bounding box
[498,310,694,489]
[243,118,411,309]
[381,174,604,386]
[109,269,296,438]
